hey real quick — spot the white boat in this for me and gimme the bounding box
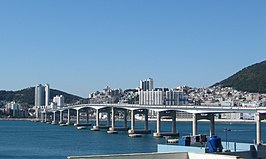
[128,134,142,138]
[167,138,179,144]
[60,124,68,126]
[107,130,118,134]
[77,126,86,129]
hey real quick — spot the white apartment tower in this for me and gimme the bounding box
[140,78,153,91]
[45,84,50,106]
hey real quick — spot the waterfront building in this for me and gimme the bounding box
[45,84,50,106]
[35,84,45,106]
[35,84,50,107]
[4,101,27,117]
[53,95,65,108]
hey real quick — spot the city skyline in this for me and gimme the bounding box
[0,1,265,97]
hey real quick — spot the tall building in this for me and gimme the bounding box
[139,89,187,106]
[140,78,153,91]
[45,84,50,106]
[35,84,45,106]
[35,84,50,106]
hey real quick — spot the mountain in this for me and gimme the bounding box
[213,60,266,93]
[0,87,84,107]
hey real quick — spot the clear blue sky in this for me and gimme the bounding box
[0,0,265,97]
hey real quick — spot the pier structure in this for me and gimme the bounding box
[128,108,151,134]
[66,109,72,125]
[192,113,215,137]
[255,112,266,144]
[153,110,178,138]
[51,110,59,125]
[108,107,129,133]
[91,107,111,131]
[59,110,64,124]
[40,103,266,144]
[70,107,92,127]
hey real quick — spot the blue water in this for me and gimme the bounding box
[0,120,265,159]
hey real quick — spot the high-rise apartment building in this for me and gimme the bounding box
[140,78,153,91]
[139,89,187,106]
[35,84,50,106]
[45,84,50,106]
[35,84,45,106]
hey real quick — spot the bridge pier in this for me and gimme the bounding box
[192,113,215,137]
[44,112,47,122]
[66,109,71,125]
[128,109,150,134]
[153,110,178,138]
[75,109,80,125]
[255,113,266,144]
[129,109,135,133]
[52,111,57,125]
[59,110,64,124]
[86,109,90,124]
[192,113,198,136]
[91,109,102,131]
[108,108,129,133]
[108,107,118,133]
[124,110,128,129]
[40,112,44,122]
[91,108,112,131]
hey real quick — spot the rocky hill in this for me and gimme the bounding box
[213,60,266,93]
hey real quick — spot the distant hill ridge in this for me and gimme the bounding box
[0,87,83,106]
[213,60,266,93]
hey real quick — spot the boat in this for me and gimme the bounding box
[128,134,142,138]
[60,123,68,126]
[77,126,86,129]
[107,130,118,134]
[167,138,179,144]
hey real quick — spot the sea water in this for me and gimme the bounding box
[0,120,265,159]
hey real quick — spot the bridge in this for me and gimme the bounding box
[36,104,266,145]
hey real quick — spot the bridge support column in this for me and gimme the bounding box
[91,109,100,131]
[255,113,266,145]
[209,113,215,137]
[86,109,89,124]
[128,110,135,134]
[256,113,261,145]
[40,113,44,122]
[67,109,71,125]
[153,111,161,137]
[124,110,127,129]
[192,113,198,136]
[44,112,47,122]
[52,112,57,124]
[107,111,111,127]
[76,109,80,125]
[59,111,63,124]
[144,110,149,131]
[172,111,177,134]
[110,107,115,131]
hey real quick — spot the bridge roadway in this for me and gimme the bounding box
[38,104,266,144]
